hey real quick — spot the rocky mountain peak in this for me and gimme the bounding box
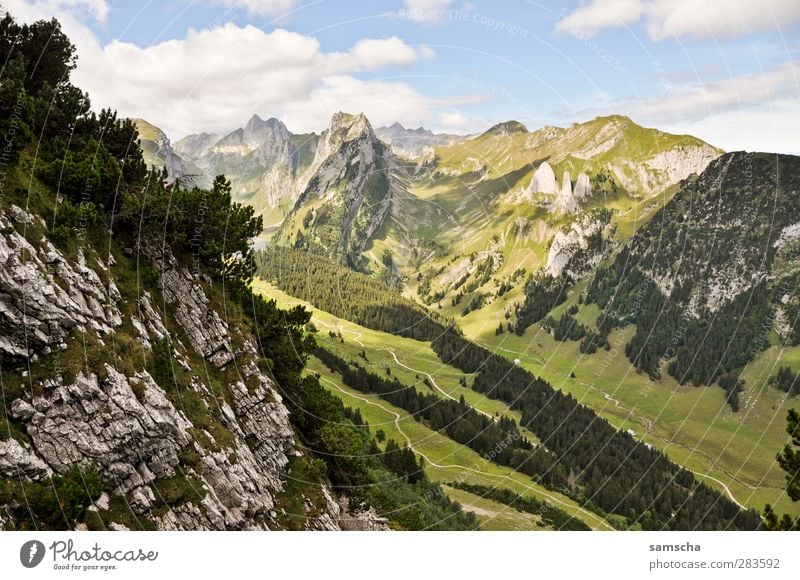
[484,120,528,137]
[328,111,374,142]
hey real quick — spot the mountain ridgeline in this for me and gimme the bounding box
[5,8,800,532]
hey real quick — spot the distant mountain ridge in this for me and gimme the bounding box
[134,113,724,281]
[374,122,466,158]
[132,118,188,179]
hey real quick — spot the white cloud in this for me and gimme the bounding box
[282,76,438,132]
[401,0,454,23]
[437,111,470,130]
[418,45,437,60]
[328,37,427,73]
[556,0,645,38]
[571,60,800,152]
[659,101,800,154]
[202,0,298,17]
[5,1,447,137]
[583,60,800,123]
[556,0,800,41]
[78,27,438,136]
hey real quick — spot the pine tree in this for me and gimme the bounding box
[763,409,800,530]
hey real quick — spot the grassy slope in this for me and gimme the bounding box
[457,277,800,517]
[253,280,614,530]
[381,117,695,319]
[365,124,797,518]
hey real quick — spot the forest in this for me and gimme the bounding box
[314,347,567,487]
[258,241,761,529]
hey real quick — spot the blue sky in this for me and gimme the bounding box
[6,0,800,152]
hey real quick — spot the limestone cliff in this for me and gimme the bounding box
[0,205,341,530]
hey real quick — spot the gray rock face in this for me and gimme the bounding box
[545,212,611,281]
[174,132,220,159]
[0,208,121,361]
[574,172,591,199]
[146,246,234,368]
[528,161,558,195]
[12,366,191,493]
[0,438,52,480]
[0,207,343,531]
[284,112,396,259]
[554,171,578,213]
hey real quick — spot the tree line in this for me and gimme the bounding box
[313,347,568,487]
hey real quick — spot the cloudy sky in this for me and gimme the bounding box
[5,0,799,152]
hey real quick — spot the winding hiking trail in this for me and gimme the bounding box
[317,375,615,531]
[383,349,495,420]
[310,321,757,529]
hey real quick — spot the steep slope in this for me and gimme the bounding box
[133,118,188,178]
[375,122,465,158]
[275,112,399,268]
[581,152,800,404]
[0,205,320,530]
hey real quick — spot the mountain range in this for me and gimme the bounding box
[5,9,800,535]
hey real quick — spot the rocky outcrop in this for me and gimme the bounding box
[644,144,719,191]
[545,212,611,280]
[528,161,558,195]
[574,172,591,199]
[145,245,234,368]
[554,171,578,213]
[0,207,121,362]
[0,438,52,481]
[11,366,191,493]
[0,206,341,530]
[132,291,168,350]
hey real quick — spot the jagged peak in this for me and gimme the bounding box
[327,111,374,142]
[245,113,265,129]
[244,114,287,133]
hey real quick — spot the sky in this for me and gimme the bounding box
[4,0,800,153]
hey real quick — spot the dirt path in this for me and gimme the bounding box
[318,376,615,531]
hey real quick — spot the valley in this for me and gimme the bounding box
[3,5,798,536]
[133,104,800,528]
